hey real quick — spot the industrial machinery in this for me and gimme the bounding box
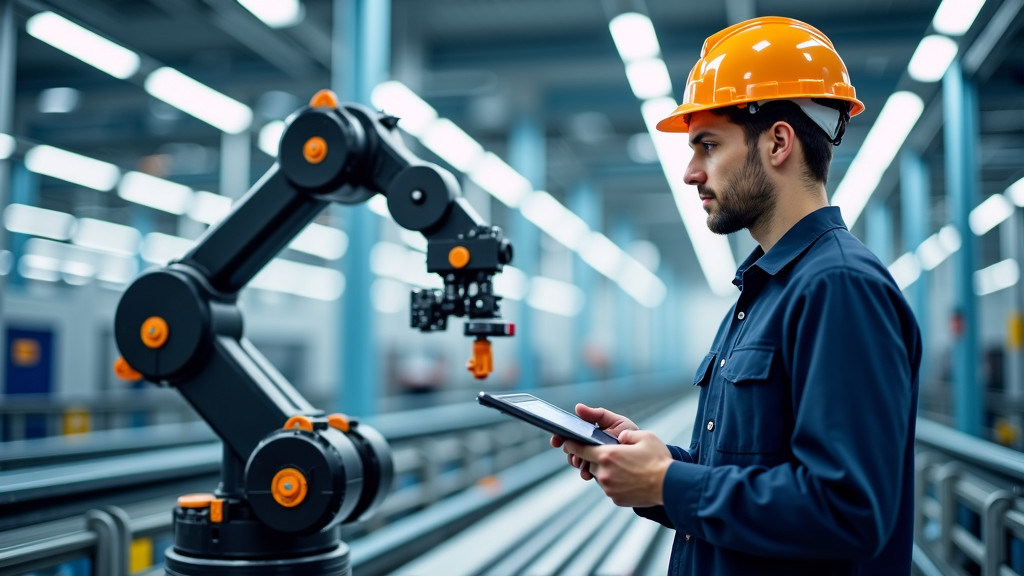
[112,89,514,575]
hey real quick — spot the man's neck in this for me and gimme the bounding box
[749,185,828,252]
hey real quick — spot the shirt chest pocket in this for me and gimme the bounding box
[715,347,786,455]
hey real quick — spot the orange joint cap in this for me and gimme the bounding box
[141,317,168,349]
[327,413,351,433]
[272,467,308,508]
[466,338,493,380]
[448,246,470,269]
[114,356,142,381]
[178,493,215,509]
[310,89,339,109]
[284,415,314,431]
[303,136,327,164]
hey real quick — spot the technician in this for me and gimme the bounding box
[555,16,922,575]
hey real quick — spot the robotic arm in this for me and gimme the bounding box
[112,90,513,573]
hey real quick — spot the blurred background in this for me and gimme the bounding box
[1,0,1023,575]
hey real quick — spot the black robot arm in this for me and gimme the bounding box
[112,90,514,554]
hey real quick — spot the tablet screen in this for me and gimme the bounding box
[513,398,602,439]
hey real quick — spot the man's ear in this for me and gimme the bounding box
[765,121,796,168]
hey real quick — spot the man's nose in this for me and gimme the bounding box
[684,158,705,187]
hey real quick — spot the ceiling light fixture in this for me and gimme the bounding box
[24,144,120,191]
[145,67,253,134]
[26,11,141,79]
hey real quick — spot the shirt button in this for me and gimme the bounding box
[737,311,746,320]
[707,420,715,431]
[719,359,726,368]
[685,534,692,541]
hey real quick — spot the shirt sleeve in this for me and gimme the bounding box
[659,269,918,558]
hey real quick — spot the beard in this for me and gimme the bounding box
[701,147,777,235]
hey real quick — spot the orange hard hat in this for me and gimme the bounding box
[656,16,864,133]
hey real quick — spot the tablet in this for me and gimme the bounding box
[477,392,619,445]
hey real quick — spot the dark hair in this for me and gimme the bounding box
[710,100,845,185]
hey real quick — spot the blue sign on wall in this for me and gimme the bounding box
[4,326,55,439]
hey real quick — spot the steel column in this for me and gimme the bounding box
[900,152,931,384]
[943,59,981,436]
[612,217,632,378]
[866,198,893,265]
[508,114,542,389]
[0,0,16,393]
[569,180,599,382]
[334,0,389,416]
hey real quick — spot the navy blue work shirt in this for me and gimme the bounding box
[636,206,921,575]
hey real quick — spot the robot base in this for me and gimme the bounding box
[164,542,349,576]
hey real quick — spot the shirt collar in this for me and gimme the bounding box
[732,206,848,288]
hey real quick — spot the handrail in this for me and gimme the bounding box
[916,418,1024,481]
[0,377,688,573]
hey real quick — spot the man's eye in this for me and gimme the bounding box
[701,142,714,153]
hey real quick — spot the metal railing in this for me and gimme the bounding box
[914,418,1024,576]
[0,374,684,575]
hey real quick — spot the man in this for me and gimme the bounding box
[555,16,922,575]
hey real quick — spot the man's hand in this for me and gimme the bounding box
[562,430,673,508]
[550,404,637,480]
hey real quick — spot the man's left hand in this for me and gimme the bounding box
[562,430,673,508]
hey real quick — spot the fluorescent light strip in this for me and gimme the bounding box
[933,0,987,36]
[420,118,485,173]
[141,232,193,265]
[520,191,590,251]
[258,120,285,157]
[289,223,348,261]
[616,256,667,308]
[625,59,673,100]
[975,258,1018,296]
[251,258,345,301]
[907,35,959,82]
[1007,176,1024,207]
[888,252,922,290]
[831,91,924,228]
[3,204,76,241]
[0,133,14,159]
[119,171,194,215]
[26,11,140,79]
[72,217,141,256]
[370,81,439,138]
[24,144,120,191]
[468,152,532,208]
[237,0,304,28]
[189,191,233,224]
[968,194,1013,236]
[145,67,253,134]
[493,265,528,301]
[23,236,139,285]
[641,97,738,296]
[609,12,661,62]
[527,276,585,317]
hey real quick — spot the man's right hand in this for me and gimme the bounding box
[550,404,638,481]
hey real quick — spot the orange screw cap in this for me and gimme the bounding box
[303,136,327,164]
[140,317,169,349]
[448,246,471,269]
[272,467,308,508]
[114,356,142,381]
[309,89,339,109]
[466,338,493,380]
